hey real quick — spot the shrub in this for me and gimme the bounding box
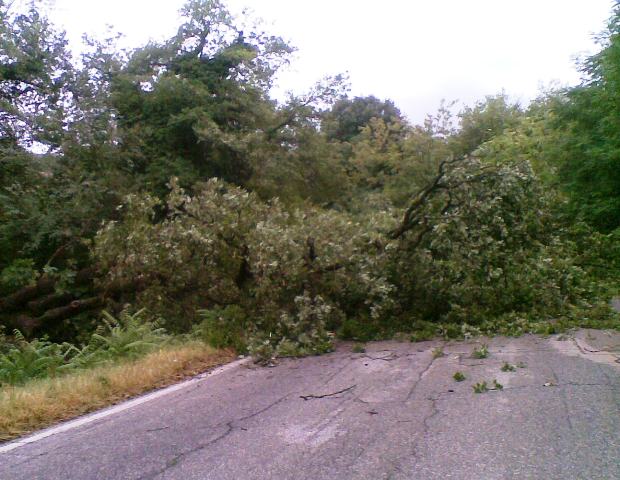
[194,306,248,352]
[387,154,619,327]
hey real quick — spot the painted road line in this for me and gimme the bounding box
[0,357,252,454]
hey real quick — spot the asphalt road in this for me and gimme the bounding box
[1,329,619,479]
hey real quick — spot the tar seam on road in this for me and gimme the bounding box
[0,357,252,454]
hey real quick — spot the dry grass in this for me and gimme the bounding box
[0,342,235,442]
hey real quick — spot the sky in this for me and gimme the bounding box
[44,0,616,124]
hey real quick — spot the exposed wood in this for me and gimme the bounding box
[27,292,76,316]
[37,297,104,324]
[16,297,106,335]
[0,276,55,313]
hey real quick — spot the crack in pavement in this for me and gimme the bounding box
[570,337,620,364]
[138,392,295,479]
[550,365,574,431]
[320,357,353,387]
[388,395,441,473]
[572,337,606,354]
[300,385,357,401]
[406,352,437,402]
[2,433,86,467]
[145,427,169,433]
[411,396,441,461]
[361,352,400,362]
[137,422,235,480]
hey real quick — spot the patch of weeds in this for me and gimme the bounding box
[338,317,381,342]
[410,321,437,342]
[194,306,248,352]
[438,323,463,340]
[392,332,411,342]
[453,371,466,382]
[471,344,489,359]
[473,381,488,394]
[492,379,503,390]
[352,343,366,354]
[501,362,516,372]
[432,347,445,359]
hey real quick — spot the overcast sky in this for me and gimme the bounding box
[46,0,615,124]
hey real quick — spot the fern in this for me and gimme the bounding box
[75,309,169,366]
[0,309,169,385]
[0,331,68,385]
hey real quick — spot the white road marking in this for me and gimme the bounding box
[0,357,251,454]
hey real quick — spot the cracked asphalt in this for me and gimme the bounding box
[1,330,619,479]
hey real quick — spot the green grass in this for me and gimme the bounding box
[453,371,466,382]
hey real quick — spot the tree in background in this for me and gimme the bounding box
[553,6,620,233]
[0,0,74,151]
[321,95,404,143]
[454,93,523,156]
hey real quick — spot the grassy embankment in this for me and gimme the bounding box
[0,342,234,442]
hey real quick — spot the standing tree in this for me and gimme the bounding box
[321,95,404,143]
[553,7,620,232]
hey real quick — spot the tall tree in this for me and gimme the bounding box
[0,0,73,150]
[321,95,404,143]
[109,0,295,193]
[454,93,523,156]
[553,7,620,232]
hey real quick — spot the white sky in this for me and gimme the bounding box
[45,0,615,123]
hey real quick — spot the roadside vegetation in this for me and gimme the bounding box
[0,342,233,440]
[0,309,233,440]
[1,0,620,437]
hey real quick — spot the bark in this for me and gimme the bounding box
[0,276,56,313]
[16,297,105,334]
[0,268,96,314]
[26,292,76,315]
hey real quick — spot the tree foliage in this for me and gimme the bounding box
[552,7,620,232]
[0,1,618,359]
[322,95,404,143]
[94,178,392,359]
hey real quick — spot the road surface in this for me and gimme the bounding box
[1,329,619,479]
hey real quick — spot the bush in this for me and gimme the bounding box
[194,306,248,352]
[248,293,335,361]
